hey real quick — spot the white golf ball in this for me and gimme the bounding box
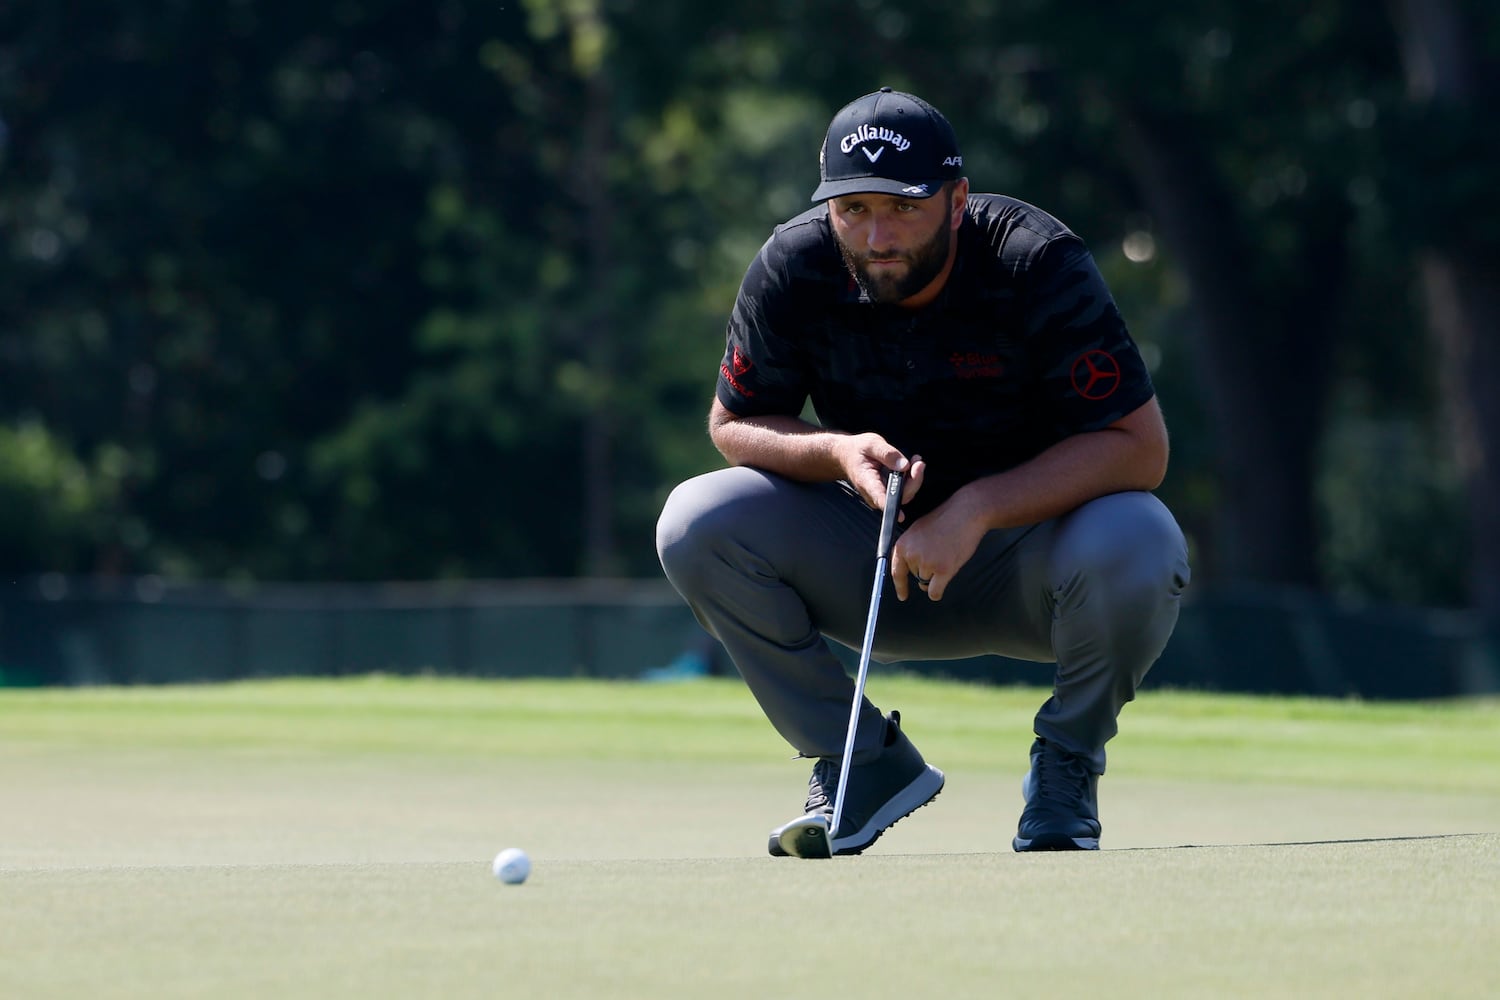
[492,847,531,885]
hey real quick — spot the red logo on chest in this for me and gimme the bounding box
[949,352,1005,379]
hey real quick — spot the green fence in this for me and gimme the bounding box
[1,575,1495,699]
[0,577,702,687]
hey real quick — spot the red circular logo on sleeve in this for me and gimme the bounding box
[1070,351,1122,400]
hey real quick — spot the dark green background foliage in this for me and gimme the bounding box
[1,1,1496,609]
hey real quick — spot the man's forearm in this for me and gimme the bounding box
[944,421,1167,533]
[709,410,851,482]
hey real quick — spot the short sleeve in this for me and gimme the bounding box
[1023,238,1155,435]
[715,237,812,417]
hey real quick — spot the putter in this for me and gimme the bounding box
[777,468,905,859]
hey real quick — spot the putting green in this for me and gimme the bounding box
[2,676,1497,998]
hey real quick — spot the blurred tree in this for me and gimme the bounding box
[957,2,1400,590]
[0,423,122,570]
[1,2,447,577]
[0,0,1490,612]
[0,0,728,579]
[1386,0,1500,623]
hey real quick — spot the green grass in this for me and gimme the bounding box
[4,672,1497,786]
[2,675,1498,999]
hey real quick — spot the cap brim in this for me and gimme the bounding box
[810,177,945,202]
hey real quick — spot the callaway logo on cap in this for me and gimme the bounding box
[811,88,964,202]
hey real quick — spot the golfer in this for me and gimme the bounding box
[656,88,1191,854]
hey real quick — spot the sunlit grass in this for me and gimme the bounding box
[3,674,1497,792]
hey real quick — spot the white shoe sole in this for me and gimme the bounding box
[769,764,945,859]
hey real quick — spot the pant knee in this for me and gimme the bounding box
[656,468,772,593]
[1051,493,1190,612]
[656,477,718,591]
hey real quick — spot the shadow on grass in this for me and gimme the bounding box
[1131,832,1491,851]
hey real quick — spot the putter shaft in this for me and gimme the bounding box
[828,470,904,844]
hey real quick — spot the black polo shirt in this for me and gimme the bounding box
[716,193,1154,519]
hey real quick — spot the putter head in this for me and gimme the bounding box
[772,814,834,859]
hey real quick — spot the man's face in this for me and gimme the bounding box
[829,183,963,305]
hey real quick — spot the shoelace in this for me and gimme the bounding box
[797,715,902,815]
[803,758,838,813]
[1032,743,1091,809]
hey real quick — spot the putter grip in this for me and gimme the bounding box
[876,470,904,558]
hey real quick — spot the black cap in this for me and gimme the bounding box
[811,88,964,202]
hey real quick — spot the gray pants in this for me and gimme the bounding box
[655,467,1191,773]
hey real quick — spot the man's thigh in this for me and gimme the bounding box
[870,491,1185,666]
[871,520,1057,664]
[670,467,891,641]
[671,466,1060,664]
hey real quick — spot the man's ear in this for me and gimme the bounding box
[950,178,970,229]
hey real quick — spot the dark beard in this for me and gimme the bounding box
[835,195,952,304]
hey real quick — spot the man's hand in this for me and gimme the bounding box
[834,435,925,520]
[889,490,988,602]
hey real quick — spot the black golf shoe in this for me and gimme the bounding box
[767,711,945,859]
[1012,737,1102,852]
